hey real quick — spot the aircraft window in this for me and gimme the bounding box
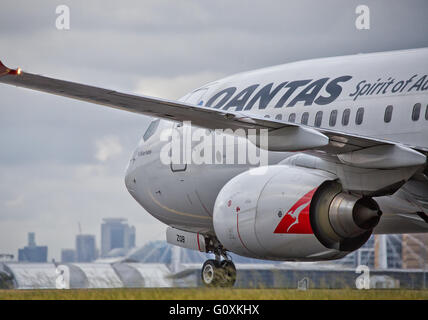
[314,111,323,127]
[301,112,309,125]
[143,119,160,141]
[355,107,364,125]
[384,105,393,123]
[264,114,271,118]
[275,114,282,120]
[412,103,421,121]
[426,104,428,120]
[342,108,350,126]
[288,113,296,123]
[329,110,337,127]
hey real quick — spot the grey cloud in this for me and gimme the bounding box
[2,0,427,79]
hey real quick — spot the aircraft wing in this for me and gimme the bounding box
[0,61,426,169]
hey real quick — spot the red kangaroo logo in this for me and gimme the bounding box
[274,188,317,234]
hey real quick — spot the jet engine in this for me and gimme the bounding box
[213,165,381,261]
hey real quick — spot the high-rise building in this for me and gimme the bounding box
[101,218,136,257]
[61,249,76,263]
[76,234,96,262]
[18,232,48,263]
[402,234,428,269]
[28,232,36,247]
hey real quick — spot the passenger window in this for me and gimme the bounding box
[384,105,393,123]
[342,108,350,126]
[314,111,323,127]
[301,112,309,125]
[412,103,421,121]
[329,110,337,127]
[425,104,428,120]
[288,113,296,123]
[143,119,160,141]
[355,107,364,125]
[264,114,271,119]
[275,114,282,120]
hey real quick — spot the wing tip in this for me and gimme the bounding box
[0,60,8,75]
[0,60,21,76]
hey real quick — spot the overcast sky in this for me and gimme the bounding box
[0,0,427,261]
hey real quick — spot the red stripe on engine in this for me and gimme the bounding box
[236,214,251,252]
[197,232,201,252]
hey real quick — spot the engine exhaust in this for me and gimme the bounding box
[310,181,383,252]
[329,193,382,239]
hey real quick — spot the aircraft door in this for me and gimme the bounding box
[170,122,188,172]
[170,88,208,172]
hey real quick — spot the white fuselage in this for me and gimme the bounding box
[125,48,428,236]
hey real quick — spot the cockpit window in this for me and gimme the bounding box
[143,119,160,141]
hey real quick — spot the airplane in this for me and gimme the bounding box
[0,47,427,287]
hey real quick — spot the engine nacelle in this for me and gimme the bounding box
[213,165,381,261]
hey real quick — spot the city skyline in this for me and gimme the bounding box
[9,217,139,262]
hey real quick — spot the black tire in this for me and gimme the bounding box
[201,259,221,287]
[219,260,236,287]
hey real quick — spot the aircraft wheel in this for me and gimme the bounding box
[201,259,236,287]
[201,259,222,287]
[219,260,236,287]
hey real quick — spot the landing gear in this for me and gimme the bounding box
[201,259,236,287]
[201,238,237,287]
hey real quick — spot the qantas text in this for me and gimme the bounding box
[202,74,428,111]
[350,74,428,101]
